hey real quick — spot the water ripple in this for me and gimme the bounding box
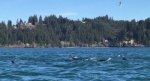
[0,48,150,81]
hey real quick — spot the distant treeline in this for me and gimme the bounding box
[0,15,150,47]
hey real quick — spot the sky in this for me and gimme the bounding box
[0,0,150,24]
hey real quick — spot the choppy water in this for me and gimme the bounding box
[0,47,150,81]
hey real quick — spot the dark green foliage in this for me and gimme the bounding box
[28,15,38,25]
[0,15,150,47]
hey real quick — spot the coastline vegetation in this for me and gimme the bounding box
[0,15,150,48]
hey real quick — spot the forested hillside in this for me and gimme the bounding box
[0,15,150,47]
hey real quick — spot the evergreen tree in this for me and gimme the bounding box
[7,20,12,28]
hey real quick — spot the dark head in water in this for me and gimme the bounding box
[122,57,127,60]
[98,59,106,62]
[11,60,15,64]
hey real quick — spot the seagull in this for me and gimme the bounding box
[69,56,79,60]
[118,55,127,60]
[119,1,122,6]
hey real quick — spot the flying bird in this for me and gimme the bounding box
[119,1,122,6]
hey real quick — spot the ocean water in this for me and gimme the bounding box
[0,47,150,81]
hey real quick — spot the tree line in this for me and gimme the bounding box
[0,15,150,47]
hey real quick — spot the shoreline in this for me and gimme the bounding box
[0,46,147,48]
[0,43,147,48]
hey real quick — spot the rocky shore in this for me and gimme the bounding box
[0,42,146,48]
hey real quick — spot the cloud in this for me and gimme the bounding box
[57,12,78,17]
